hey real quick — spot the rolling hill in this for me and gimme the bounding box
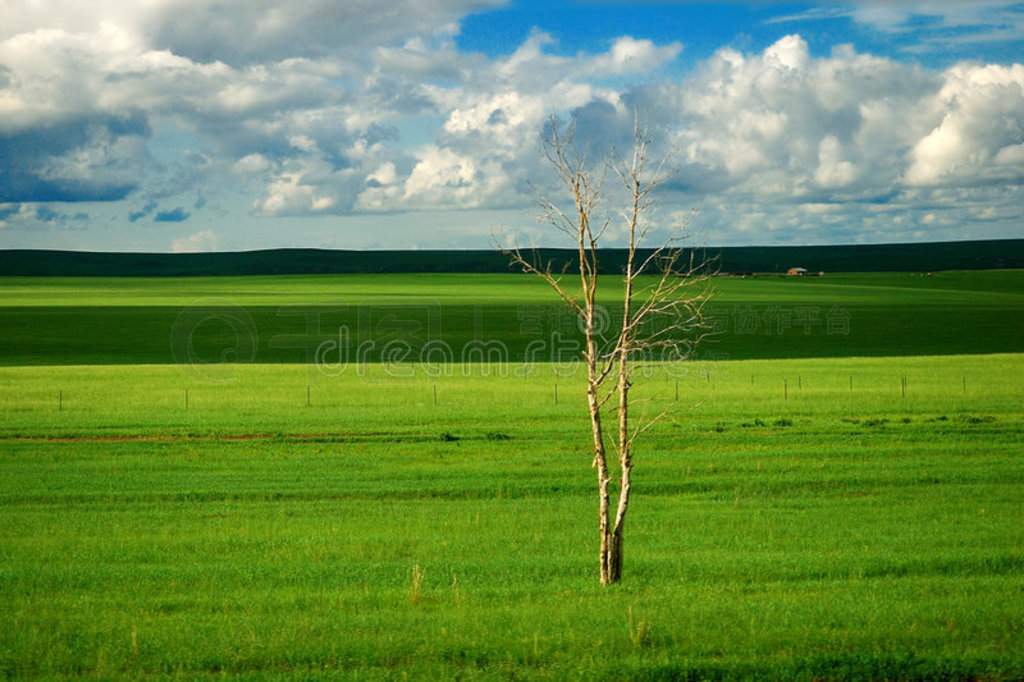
[1,238,1022,276]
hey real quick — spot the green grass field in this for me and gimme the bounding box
[1,270,1023,365]
[1,272,1023,680]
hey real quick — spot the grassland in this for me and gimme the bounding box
[1,270,1022,365]
[1,272,1023,680]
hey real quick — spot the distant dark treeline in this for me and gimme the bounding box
[2,239,1023,276]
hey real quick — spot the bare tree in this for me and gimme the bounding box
[503,113,711,585]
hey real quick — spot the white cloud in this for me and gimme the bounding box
[588,36,683,75]
[905,62,1024,186]
[671,36,931,201]
[231,153,272,175]
[356,144,511,211]
[367,162,399,187]
[171,229,220,253]
[763,33,810,71]
[995,143,1024,166]
[442,91,547,149]
[0,1,158,41]
[257,166,341,216]
[814,135,857,189]
[405,146,476,199]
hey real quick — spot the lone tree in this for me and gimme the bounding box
[504,114,711,585]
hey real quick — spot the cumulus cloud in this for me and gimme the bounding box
[0,1,1021,248]
[905,62,1024,186]
[664,35,1024,207]
[584,33,1022,243]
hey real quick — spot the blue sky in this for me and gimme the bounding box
[1,0,1022,252]
[459,3,838,63]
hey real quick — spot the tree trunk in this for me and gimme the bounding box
[599,498,613,585]
[599,517,625,585]
[607,526,624,584]
[591,381,614,585]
